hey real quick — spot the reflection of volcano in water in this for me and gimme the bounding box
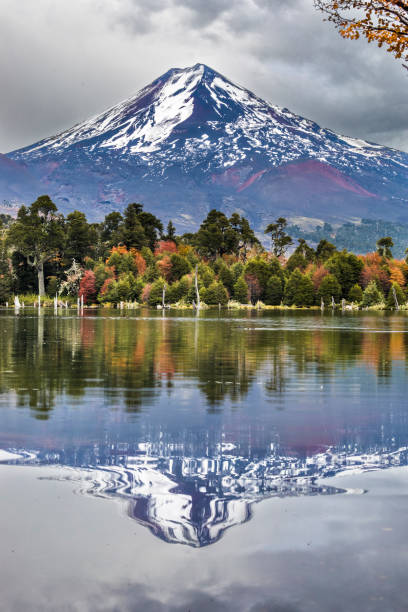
[78,453,349,547]
[8,439,408,547]
[4,436,408,547]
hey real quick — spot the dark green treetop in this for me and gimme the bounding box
[7,195,64,296]
[264,217,293,257]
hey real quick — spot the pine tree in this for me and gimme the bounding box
[166,220,176,241]
[202,281,228,305]
[284,269,315,306]
[317,273,342,306]
[361,281,384,307]
[265,275,283,305]
[233,276,249,303]
[348,284,363,303]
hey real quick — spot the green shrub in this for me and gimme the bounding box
[361,281,384,307]
[317,273,342,306]
[233,276,249,304]
[265,275,283,305]
[284,269,315,306]
[148,278,166,306]
[201,281,228,305]
[169,254,190,281]
[348,284,363,303]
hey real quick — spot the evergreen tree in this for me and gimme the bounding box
[264,217,293,257]
[7,195,64,296]
[64,210,93,263]
[201,281,228,305]
[233,276,249,303]
[169,253,190,281]
[316,239,336,262]
[284,269,315,306]
[287,239,315,271]
[165,220,176,241]
[195,209,238,259]
[376,236,394,259]
[231,262,244,282]
[348,284,363,303]
[265,275,283,305]
[361,281,384,307]
[229,213,260,260]
[0,238,12,303]
[326,251,364,297]
[100,212,123,250]
[218,265,234,293]
[121,203,148,249]
[317,273,342,305]
[148,278,166,306]
[244,257,272,300]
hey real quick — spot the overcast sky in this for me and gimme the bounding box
[0,0,407,153]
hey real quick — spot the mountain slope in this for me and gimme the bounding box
[5,63,408,230]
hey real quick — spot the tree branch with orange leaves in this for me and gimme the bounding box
[314,1,408,68]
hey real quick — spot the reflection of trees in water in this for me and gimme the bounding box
[0,312,408,417]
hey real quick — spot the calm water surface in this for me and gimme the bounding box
[0,308,407,611]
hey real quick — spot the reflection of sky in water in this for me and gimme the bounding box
[0,309,408,546]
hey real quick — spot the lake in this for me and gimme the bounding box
[0,309,407,611]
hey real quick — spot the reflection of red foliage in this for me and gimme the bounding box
[155,241,177,255]
[80,318,95,348]
[245,273,261,303]
[157,255,172,281]
[79,270,97,304]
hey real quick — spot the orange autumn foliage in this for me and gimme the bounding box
[155,240,178,255]
[389,264,405,286]
[315,1,408,67]
[359,252,390,292]
[130,249,146,276]
[311,265,329,290]
[157,255,172,281]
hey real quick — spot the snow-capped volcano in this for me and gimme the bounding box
[5,63,408,228]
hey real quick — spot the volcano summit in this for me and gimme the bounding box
[3,64,408,231]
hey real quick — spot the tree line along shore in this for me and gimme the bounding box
[0,195,407,311]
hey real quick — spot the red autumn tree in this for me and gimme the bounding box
[99,277,115,298]
[79,270,97,304]
[155,240,178,255]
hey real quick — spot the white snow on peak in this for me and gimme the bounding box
[105,65,205,153]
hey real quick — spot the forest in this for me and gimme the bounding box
[0,195,407,310]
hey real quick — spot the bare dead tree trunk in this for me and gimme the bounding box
[37,261,45,297]
[195,265,200,310]
[392,285,399,310]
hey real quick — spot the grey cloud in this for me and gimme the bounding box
[178,0,232,28]
[110,0,171,34]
